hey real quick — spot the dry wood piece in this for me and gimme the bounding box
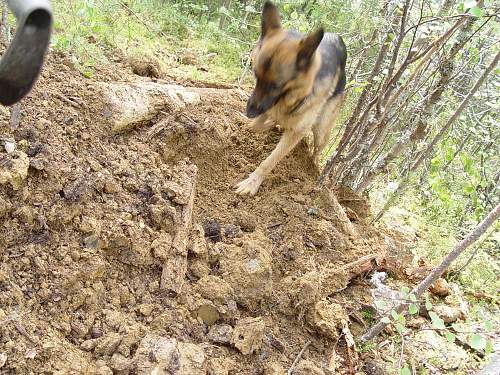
[160,161,198,294]
[100,82,247,133]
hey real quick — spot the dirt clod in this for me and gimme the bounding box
[232,317,265,355]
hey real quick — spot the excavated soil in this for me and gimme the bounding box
[0,53,394,374]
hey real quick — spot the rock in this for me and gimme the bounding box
[0,150,29,190]
[219,238,272,310]
[138,303,154,317]
[295,360,325,375]
[223,224,242,239]
[134,334,205,375]
[232,317,265,355]
[263,362,286,375]
[0,196,12,218]
[195,275,234,305]
[151,233,173,261]
[430,278,451,297]
[406,329,469,372]
[29,158,45,171]
[235,211,257,232]
[83,234,100,249]
[4,141,15,154]
[196,301,220,326]
[208,358,235,375]
[190,224,208,256]
[0,352,7,368]
[177,342,206,375]
[207,324,233,345]
[433,304,463,324]
[94,333,122,356]
[204,219,222,243]
[309,299,346,339]
[189,259,211,279]
[110,353,132,372]
[81,339,98,351]
[96,363,114,375]
[104,180,121,194]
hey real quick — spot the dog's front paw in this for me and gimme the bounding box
[235,173,264,196]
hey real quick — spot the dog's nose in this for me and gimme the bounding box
[246,100,261,119]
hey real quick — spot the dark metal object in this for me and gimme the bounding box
[0,0,52,106]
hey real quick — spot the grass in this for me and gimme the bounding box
[51,0,250,83]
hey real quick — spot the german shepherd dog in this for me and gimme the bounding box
[235,1,347,196]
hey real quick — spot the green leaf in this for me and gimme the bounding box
[485,339,494,355]
[409,304,419,315]
[469,6,482,17]
[429,312,446,330]
[396,323,406,334]
[425,300,433,311]
[401,286,410,298]
[445,332,456,343]
[409,294,417,302]
[391,310,400,321]
[484,320,493,331]
[381,317,391,324]
[470,334,486,350]
[375,300,388,310]
[399,365,411,375]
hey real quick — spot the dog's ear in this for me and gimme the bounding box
[297,28,324,71]
[261,1,281,37]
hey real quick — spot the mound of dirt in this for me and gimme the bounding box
[0,53,391,374]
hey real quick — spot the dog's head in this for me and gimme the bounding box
[246,1,324,118]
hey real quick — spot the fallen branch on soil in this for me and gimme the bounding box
[287,340,311,375]
[361,203,500,342]
[160,162,198,294]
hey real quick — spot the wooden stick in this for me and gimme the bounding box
[160,162,198,293]
[287,340,312,375]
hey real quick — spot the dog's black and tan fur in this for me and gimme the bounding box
[236,1,347,195]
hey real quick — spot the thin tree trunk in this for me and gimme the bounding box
[362,202,500,342]
[218,0,232,30]
[372,50,500,222]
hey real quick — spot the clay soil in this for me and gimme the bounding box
[0,53,393,374]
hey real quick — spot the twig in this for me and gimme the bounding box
[361,202,500,342]
[287,340,312,375]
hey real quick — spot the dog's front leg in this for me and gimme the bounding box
[249,113,275,132]
[235,129,305,195]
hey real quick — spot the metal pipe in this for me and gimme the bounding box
[0,0,52,105]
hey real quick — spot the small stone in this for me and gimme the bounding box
[224,224,242,238]
[138,304,154,317]
[4,141,15,154]
[235,211,257,232]
[232,317,265,355]
[25,348,37,359]
[0,150,29,190]
[433,305,463,324]
[91,326,103,339]
[196,302,220,326]
[204,219,222,242]
[94,333,122,356]
[104,180,120,194]
[81,339,98,351]
[83,234,100,249]
[96,365,113,375]
[295,360,325,375]
[208,324,233,344]
[0,352,7,368]
[307,207,319,216]
[110,352,132,371]
[430,278,451,297]
[29,158,45,171]
[208,358,235,375]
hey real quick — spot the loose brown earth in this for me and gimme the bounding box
[0,53,399,374]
